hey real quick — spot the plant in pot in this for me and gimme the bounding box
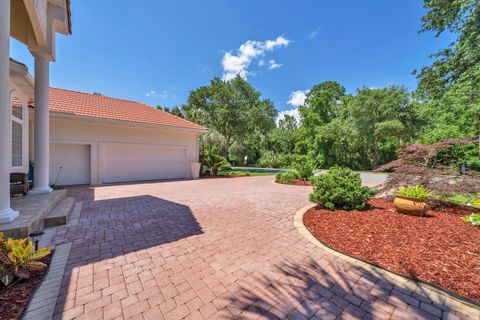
[394,185,431,216]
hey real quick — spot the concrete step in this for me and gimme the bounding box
[1,190,67,238]
[44,197,75,228]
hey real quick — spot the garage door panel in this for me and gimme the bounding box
[50,143,91,186]
[103,144,187,183]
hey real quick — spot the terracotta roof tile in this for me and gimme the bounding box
[31,88,206,131]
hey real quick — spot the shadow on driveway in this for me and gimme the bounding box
[50,188,203,317]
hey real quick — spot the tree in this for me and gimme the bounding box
[414,0,480,157]
[350,86,417,168]
[415,0,480,99]
[158,106,185,118]
[186,76,276,159]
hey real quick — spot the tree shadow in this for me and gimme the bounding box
[49,187,203,317]
[222,258,448,319]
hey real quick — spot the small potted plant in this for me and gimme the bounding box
[394,185,431,216]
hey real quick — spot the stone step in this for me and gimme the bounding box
[44,197,75,228]
[1,190,67,238]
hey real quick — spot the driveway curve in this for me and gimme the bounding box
[49,176,474,320]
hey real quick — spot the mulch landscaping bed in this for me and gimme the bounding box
[0,255,51,320]
[303,198,480,302]
[276,179,312,186]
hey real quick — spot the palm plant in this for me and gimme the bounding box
[202,145,230,175]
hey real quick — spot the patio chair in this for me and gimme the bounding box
[10,173,29,196]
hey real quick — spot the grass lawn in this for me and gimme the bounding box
[436,193,480,208]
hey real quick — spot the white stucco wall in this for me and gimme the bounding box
[41,115,201,184]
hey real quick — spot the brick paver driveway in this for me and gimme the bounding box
[49,176,462,320]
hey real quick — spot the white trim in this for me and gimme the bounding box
[9,90,29,174]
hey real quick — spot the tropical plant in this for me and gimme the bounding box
[293,160,317,180]
[396,185,432,200]
[276,171,298,184]
[309,167,374,210]
[201,145,230,175]
[463,213,480,227]
[0,236,52,283]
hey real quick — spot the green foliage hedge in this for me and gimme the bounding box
[309,167,374,210]
[276,171,298,184]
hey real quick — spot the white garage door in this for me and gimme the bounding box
[102,144,187,183]
[50,143,91,186]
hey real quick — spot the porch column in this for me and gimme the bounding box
[30,55,52,194]
[0,0,19,223]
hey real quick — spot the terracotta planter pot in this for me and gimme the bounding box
[394,196,429,216]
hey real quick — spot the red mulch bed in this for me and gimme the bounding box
[304,198,480,302]
[276,179,312,186]
[0,255,51,320]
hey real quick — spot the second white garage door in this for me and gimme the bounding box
[102,143,187,184]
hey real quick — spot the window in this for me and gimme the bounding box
[11,97,24,168]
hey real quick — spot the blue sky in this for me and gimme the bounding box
[11,0,454,117]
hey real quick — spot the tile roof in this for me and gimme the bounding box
[32,88,206,131]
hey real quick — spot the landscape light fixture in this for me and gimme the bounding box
[29,230,45,251]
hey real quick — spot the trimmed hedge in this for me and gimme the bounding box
[309,167,374,210]
[276,171,298,184]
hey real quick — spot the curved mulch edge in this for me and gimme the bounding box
[293,204,480,314]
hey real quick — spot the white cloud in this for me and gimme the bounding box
[258,59,266,67]
[146,90,176,100]
[268,60,283,70]
[222,36,290,81]
[309,30,318,39]
[287,90,309,107]
[145,90,158,97]
[277,108,301,124]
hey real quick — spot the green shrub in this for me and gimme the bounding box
[276,171,298,184]
[258,151,283,168]
[396,185,431,200]
[432,143,480,172]
[202,146,230,175]
[464,213,480,227]
[309,167,374,210]
[293,160,317,180]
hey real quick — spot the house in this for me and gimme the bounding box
[1,0,72,224]
[1,1,206,225]
[36,88,207,186]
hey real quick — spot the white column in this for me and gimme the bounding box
[0,0,19,223]
[30,55,52,194]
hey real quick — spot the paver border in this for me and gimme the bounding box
[294,204,480,318]
[21,202,83,320]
